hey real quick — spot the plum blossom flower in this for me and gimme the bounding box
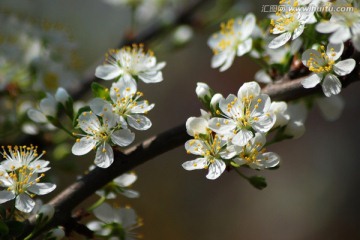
[315,1,360,49]
[208,82,275,147]
[95,44,166,84]
[301,43,356,97]
[233,133,280,170]
[182,129,238,180]
[208,13,256,71]
[87,202,143,240]
[269,0,313,49]
[71,111,135,168]
[27,93,57,124]
[284,102,308,139]
[1,145,50,173]
[90,78,154,131]
[0,167,55,213]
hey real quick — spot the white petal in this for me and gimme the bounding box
[94,143,114,168]
[131,101,154,114]
[268,32,292,49]
[155,62,166,70]
[127,115,152,130]
[90,98,109,115]
[15,194,35,213]
[252,113,275,133]
[186,117,208,136]
[72,137,96,155]
[232,129,253,146]
[326,42,343,61]
[301,74,322,88]
[0,190,15,204]
[87,221,103,232]
[182,158,207,170]
[238,81,261,99]
[95,64,122,80]
[329,28,351,44]
[185,140,207,155]
[113,173,137,187]
[111,129,135,147]
[211,51,228,69]
[78,112,101,134]
[316,21,340,33]
[302,49,322,66]
[219,50,236,72]
[1,160,22,171]
[262,152,280,168]
[93,202,115,223]
[255,70,272,83]
[333,59,356,76]
[322,74,342,97]
[28,109,47,123]
[206,159,226,180]
[240,13,256,39]
[40,94,57,117]
[208,118,236,134]
[121,189,140,198]
[292,24,304,40]
[28,183,56,195]
[237,38,252,56]
[118,208,137,227]
[138,71,163,83]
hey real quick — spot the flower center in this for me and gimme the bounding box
[307,45,335,74]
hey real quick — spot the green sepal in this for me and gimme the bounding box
[230,162,240,168]
[91,82,110,101]
[248,176,267,190]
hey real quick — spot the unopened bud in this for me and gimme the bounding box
[55,87,70,105]
[210,93,223,109]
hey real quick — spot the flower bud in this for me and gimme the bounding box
[210,93,223,109]
[55,87,70,105]
[196,82,212,99]
[173,25,193,46]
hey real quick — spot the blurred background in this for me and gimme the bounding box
[1,0,360,239]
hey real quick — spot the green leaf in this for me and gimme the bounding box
[91,82,110,100]
[73,106,91,127]
[248,176,267,190]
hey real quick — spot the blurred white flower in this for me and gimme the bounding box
[208,13,256,71]
[87,203,143,240]
[95,44,166,84]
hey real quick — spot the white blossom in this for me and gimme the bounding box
[90,79,154,131]
[72,111,135,168]
[284,102,308,139]
[182,131,237,180]
[269,1,313,49]
[233,133,280,169]
[208,13,256,71]
[301,43,356,97]
[208,82,275,147]
[95,44,166,84]
[1,145,50,173]
[27,93,57,124]
[316,1,360,49]
[0,166,56,213]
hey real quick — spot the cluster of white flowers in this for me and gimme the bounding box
[72,44,165,168]
[0,145,56,213]
[182,82,289,180]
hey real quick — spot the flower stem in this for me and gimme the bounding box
[87,196,106,212]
